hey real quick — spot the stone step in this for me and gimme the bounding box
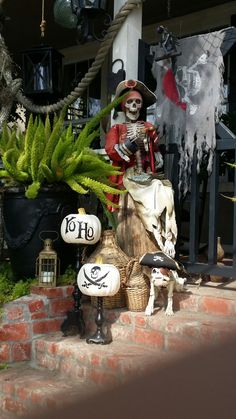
[0,362,98,418]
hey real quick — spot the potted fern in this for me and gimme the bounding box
[0,96,125,279]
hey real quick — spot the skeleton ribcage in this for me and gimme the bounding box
[126,122,147,151]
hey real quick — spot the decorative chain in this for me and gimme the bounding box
[13,0,143,114]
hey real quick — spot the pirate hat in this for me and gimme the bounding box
[115,79,157,110]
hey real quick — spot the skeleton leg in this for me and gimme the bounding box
[165,280,175,316]
[145,278,156,316]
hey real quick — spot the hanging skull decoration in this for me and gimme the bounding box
[123,91,143,121]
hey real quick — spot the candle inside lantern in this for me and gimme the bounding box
[41,271,54,283]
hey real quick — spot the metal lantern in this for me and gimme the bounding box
[22,45,63,97]
[53,0,109,42]
[36,238,60,287]
[72,0,107,12]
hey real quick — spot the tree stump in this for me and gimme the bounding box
[116,192,159,258]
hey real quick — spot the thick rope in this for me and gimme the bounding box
[40,0,46,38]
[15,0,143,114]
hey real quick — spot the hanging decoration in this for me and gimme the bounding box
[53,0,111,43]
[0,0,142,120]
[151,26,236,196]
[21,0,63,98]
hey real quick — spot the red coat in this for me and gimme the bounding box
[105,121,159,209]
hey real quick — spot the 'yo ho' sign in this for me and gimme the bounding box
[60,208,102,245]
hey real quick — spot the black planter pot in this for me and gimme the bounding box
[2,184,79,279]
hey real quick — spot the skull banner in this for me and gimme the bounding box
[151,27,236,195]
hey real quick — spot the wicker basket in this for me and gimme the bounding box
[83,230,129,309]
[124,258,149,312]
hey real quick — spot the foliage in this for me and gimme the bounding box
[57,265,76,285]
[0,363,9,370]
[0,261,35,306]
[101,203,118,230]
[0,261,76,307]
[0,94,128,208]
[219,112,236,175]
[221,162,236,202]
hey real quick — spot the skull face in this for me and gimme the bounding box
[122,91,143,122]
[90,266,101,280]
[175,53,208,116]
[151,267,170,287]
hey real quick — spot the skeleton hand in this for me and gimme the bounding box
[114,139,138,161]
[134,127,147,147]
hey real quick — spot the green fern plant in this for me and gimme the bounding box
[0,94,127,208]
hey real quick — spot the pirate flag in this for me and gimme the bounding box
[151,26,236,196]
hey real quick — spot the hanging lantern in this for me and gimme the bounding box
[53,0,110,42]
[54,0,107,25]
[36,238,60,287]
[22,45,63,97]
[60,208,102,245]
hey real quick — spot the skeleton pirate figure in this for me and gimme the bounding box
[105,79,177,258]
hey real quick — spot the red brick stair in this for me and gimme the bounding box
[0,362,98,419]
[1,279,236,418]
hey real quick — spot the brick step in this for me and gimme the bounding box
[0,362,98,418]
[2,304,236,418]
[128,281,236,317]
[32,334,171,385]
[82,281,236,330]
[82,303,236,350]
[32,308,236,383]
[177,281,236,318]
[1,338,174,418]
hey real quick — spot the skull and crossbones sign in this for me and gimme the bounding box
[81,266,109,290]
[175,53,208,115]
